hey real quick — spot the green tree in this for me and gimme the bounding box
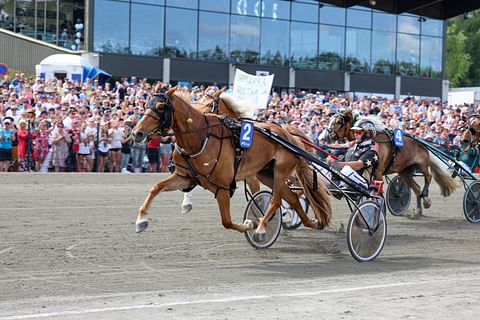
[446,25,471,87]
[446,10,480,87]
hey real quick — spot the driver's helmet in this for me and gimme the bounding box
[351,120,376,139]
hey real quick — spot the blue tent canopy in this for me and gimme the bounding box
[83,66,112,85]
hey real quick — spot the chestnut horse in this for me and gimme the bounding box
[183,89,316,211]
[132,87,331,239]
[325,109,457,218]
[176,88,260,214]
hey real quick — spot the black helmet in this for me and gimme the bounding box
[352,120,376,139]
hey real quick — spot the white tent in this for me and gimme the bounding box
[35,54,110,83]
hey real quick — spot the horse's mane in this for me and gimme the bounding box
[219,92,256,119]
[174,90,192,103]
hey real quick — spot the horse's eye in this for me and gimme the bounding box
[156,102,162,109]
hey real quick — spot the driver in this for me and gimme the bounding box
[326,121,379,189]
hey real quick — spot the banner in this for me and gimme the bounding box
[232,69,274,110]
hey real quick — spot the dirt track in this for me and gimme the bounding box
[1,173,480,319]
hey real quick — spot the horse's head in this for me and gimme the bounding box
[460,114,480,152]
[324,109,355,142]
[194,87,226,114]
[132,86,177,144]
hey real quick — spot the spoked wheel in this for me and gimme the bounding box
[281,195,308,230]
[386,175,411,216]
[347,200,387,262]
[243,190,282,249]
[463,180,480,223]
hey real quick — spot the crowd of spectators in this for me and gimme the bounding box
[0,72,479,174]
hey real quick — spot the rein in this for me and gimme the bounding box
[174,115,212,158]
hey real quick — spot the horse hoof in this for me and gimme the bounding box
[244,219,256,230]
[182,204,193,214]
[407,213,420,220]
[311,219,324,230]
[423,198,432,209]
[254,232,266,242]
[136,220,149,233]
[337,223,345,233]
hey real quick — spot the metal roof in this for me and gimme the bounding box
[311,0,479,20]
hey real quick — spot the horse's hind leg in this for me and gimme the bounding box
[255,172,317,230]
[255,168,319,238]
[417,162,433,209]
[246,176,260,194]
[136,174,193,233]
[216,189,255,233]
[398,170,423,219]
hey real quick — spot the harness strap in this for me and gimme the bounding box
[175,116,242,198]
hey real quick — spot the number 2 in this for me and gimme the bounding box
[242,123,252,141]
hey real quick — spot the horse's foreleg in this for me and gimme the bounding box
[399,171,423,219]
[216,189,253,233]
[136,174,193,233]
[181,191,193,214]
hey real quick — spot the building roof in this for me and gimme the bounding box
[39,54,87,67]
[314,0,480,20]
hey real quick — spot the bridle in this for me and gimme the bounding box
[140,92,223,158]
[326,113,346,140]
[462,116,480,149]
[204,93,220,114]
[137,93,176,142]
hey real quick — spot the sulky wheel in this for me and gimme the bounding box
[386,175,411,216]
[243,190,282,249]
[281,195,308,230]
[463,180,480,223]
[347,200,387,262]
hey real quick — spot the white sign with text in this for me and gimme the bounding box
[232,68,274,110]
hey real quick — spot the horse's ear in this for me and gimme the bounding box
[153,81,164,94]
[165,86,178,96]
[212,88,225,97]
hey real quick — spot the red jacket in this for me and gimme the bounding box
[17,129,36,159]
[147,135,159,149]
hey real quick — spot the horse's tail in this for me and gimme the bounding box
[294,158,332,228]
[428,151,458,197]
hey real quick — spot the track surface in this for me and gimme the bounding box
[1,174,479,319]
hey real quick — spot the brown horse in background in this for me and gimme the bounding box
[325,109,457,218]
[132,87,332,239]
[460,114,480,152]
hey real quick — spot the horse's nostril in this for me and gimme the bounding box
[136,131,144,138]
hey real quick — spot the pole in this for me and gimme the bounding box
[94,122,100,172]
